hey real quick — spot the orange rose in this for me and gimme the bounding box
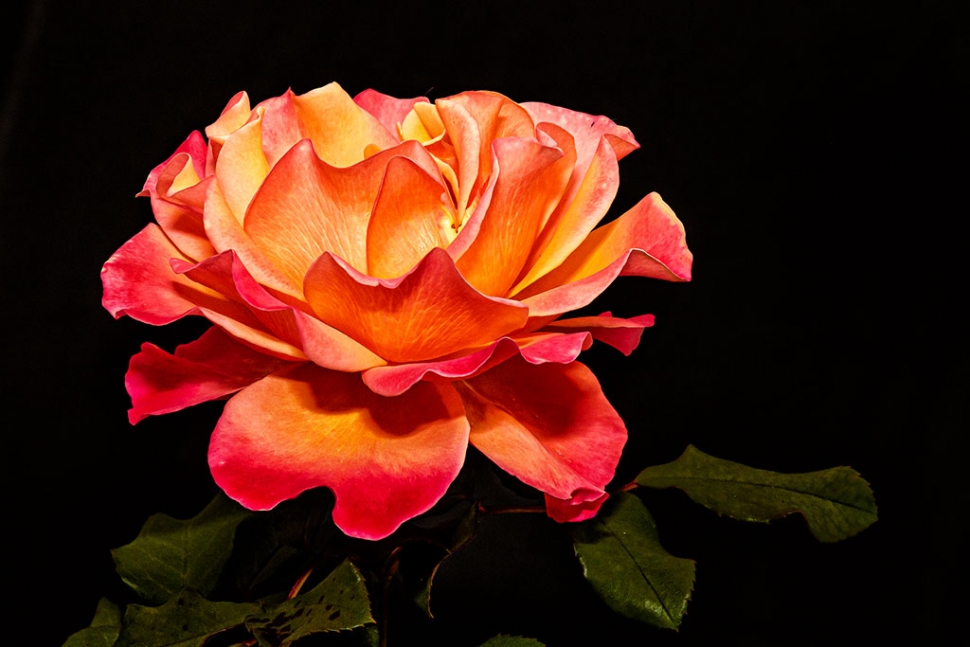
[102,83,691,539]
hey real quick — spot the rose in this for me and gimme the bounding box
[102,83,692,540]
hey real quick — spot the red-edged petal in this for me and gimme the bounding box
[521,101,640,163]
[543,312,655,356]
[203,179,302,299]
[362,330,592,396]
[365,156,453,278]
[126,326,291,424]
[175,251,385,370]
[513,133,620,292]
[459,358,626,522]
[514,192,692,316]
[102,224,235,324]
[304,247,529,363]
[455,137,573,296]
[353,89,429,139]
[208,363,470,540]
[291,82,399,167]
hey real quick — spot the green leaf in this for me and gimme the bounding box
[115,589,260,647]
[478,636,546,646]
[112,494,251,604]
[246,560,375,646]
[62,598,122,647]
[571,493,695,630]
[636,445,878,542]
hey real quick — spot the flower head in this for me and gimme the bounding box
[102,83,691,539]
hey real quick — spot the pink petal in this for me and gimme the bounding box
[208,363,470,540]
[459,358,626,521]
[138,131,215,261]
[514,192,693,316]
[304,247,529,363]
[362,331,593,396]
[543,312,656,356]
[175,251,385,370]
[102,224,235,325]
[126,327,291,424]
[521,101,640,163]
[353,89,430,138]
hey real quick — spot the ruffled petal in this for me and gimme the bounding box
[542,312,655,356]
[353,89,429,139]
[365,156,454,278]
[514,192,692,316]
[138,131,215,261]
[244,139,443,282]
[214,108,270,223]
[459,358,626,521]
[203,179,302,299]
[362,330,593,396]
[208,363,470,540]
[512,133,620,291]
[291,82,399,167]
[126,327,291,424]
[521,101,640,163]
[455,137,573,296]
[175,251,385,370]
[304,248,528,362]
[305,247,529,363]
[101,224,235,324]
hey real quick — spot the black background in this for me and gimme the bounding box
[2,1,966,645]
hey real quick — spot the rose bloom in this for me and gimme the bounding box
[102,83,691,540]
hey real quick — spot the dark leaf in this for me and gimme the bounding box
[571,493,695,630]
[62,598,122,647]
[636,445,878,542]
[115,589,261,647]
[113,494,251,604]
[246,560,375,646]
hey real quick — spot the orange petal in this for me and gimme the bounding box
[208,363,470,539]
[203,179,303,299]
[353,89,429,139]
[304,248,529,363]
[362,330,593,397]
[515,192,693,316]
[455,137,572,296]
[512,133,620,292]
[366,156,453,278]
[205,91,252,165]
[214,108,270,223]
[459,357,626,516]
[176,251,385,370]
[244,139,442,282]
[291,82,399,167]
